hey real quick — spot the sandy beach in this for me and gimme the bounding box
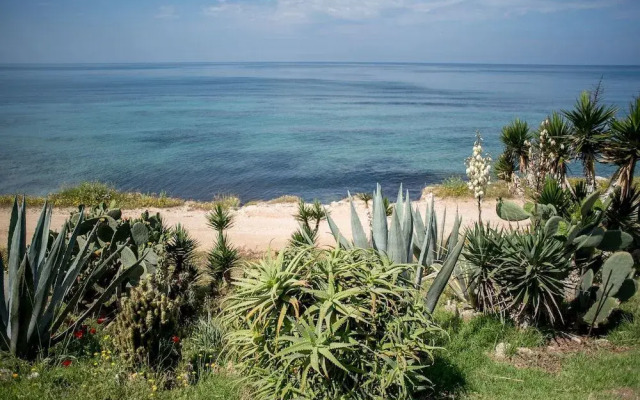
[0,192,522,254]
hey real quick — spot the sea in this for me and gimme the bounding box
[1,62,639,202]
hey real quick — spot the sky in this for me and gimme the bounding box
[1,0,639,65]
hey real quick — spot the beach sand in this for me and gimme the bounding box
[0,192,523,255]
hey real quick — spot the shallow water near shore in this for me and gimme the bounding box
[1,62,638,202]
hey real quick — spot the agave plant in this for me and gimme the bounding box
[325,184,465,313]
[601,96,640,199]
[563,89,617,193]
[501,118,532,174]
[0,198,144,359]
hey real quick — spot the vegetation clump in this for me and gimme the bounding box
[224,246,444,400]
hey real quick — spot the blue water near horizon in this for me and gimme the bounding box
[1,62,639,203]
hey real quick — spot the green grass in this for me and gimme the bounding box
[430,177,515,199]
[0,356,242,400]
[426,311,640,399]
[0,181,184,209]
[190,194,241,211]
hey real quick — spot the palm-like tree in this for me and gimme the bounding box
[545,112,572,186]
[563,90,617,192]
[601,97,640,199]
[501,118,532,174]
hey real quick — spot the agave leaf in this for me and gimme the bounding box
[395,184,404,223]
[401,190,413,263]
[372,184,388,252]
[7,197,19,257]
[348,194,369,248]
[325,209,351,249]
[27,222,67,340]
[387,210,405,263]
[8,197,27,301]
[425,232,466,313]
[0,253,6,329]
[27,202,51,285]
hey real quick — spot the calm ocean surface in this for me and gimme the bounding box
[1,63,639,202]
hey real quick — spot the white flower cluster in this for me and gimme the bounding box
[465,133,491,200]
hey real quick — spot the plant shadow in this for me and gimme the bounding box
[423,355,467,399]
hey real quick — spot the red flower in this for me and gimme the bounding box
[62,360,72,367]
[97,317,106,325]
[74,330,84,339]
[89,328,97,335]
[171,336,180,343]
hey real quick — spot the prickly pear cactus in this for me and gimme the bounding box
[111,275,181,368]
[578,252,638,330]
[66,204,169,313]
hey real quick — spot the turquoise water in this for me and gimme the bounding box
[1,63,639,202]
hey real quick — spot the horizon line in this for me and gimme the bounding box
[1,61,640,68]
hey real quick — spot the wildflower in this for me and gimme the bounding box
[152,385,158,392]
[62,359,73,367]
[171,336,180,343]
[12,373,18,378]
[97,317,107,324]
[74,330,84,339]
[90,328,97,335]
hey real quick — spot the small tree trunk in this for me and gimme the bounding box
[619,158,636,199]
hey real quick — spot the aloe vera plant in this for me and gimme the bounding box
[325,184,465,312]
[0,197,145,359]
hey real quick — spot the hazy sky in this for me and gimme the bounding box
[1,0,639,64]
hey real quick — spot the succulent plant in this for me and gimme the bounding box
[65,204,168,313]
[0,198,144,359]
[111,275,181,368]
[325,183,465,313]
[575,252,638,334]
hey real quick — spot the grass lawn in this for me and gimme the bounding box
[3,296,637,400]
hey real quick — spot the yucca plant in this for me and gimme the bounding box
[544,111,573,185]
[0,198,144,359]
[207,204,239,284]
[603,186,640,247]
[536,177,573,218]
[563,89,617,193]
[498,229,571,325]
[601,96,640,199]
[501,118,532,174]
[290,199,326,246]
[494,152,517,183]
[224,247,443,400]
[460,222,507,313]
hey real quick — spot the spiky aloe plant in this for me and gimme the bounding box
[0,198,144,359]
[325,184,465,313]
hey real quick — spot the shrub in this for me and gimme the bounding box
[0,198,144,359]
[223,247,444,400]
